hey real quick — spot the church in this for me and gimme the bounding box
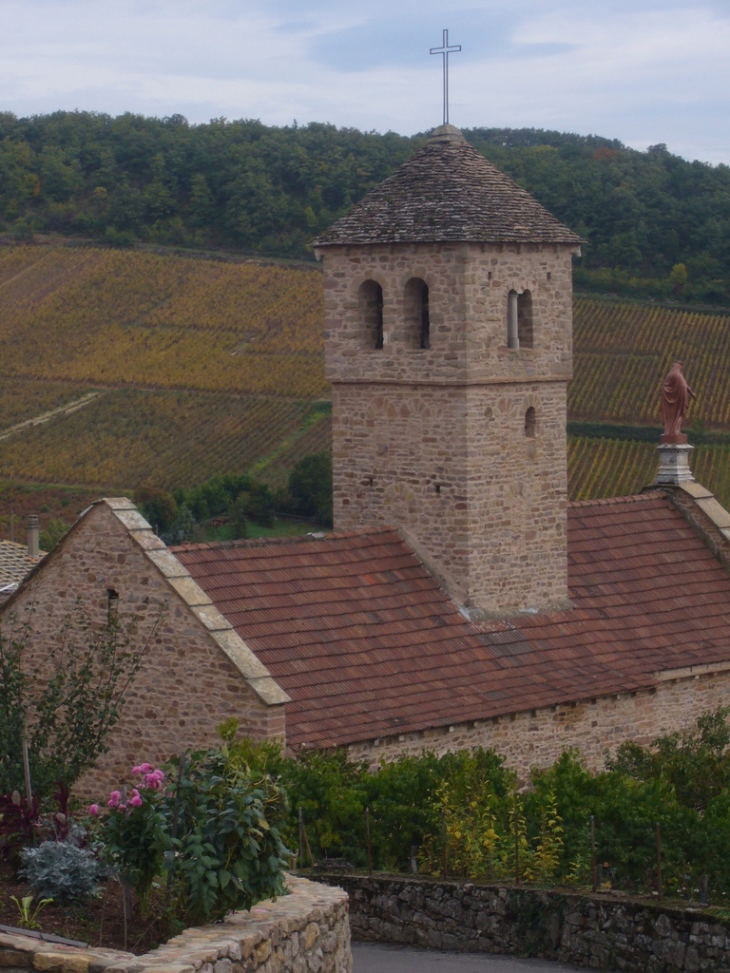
[4,125,730,789]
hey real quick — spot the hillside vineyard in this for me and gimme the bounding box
[2,246,730,535]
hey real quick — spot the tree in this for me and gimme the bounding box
[134,485,177,533]
[39,517,69,552]
[669,262,688,295]
[288,452,333,526]
[0,606,156,802]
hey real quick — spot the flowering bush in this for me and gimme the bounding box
[91,748,289,925]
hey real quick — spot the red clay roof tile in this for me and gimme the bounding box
[172,497,730,750]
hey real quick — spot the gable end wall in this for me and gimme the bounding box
[0,503,285,796]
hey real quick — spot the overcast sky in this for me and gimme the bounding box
[2,0,729,164]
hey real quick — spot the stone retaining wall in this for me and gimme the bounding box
[0,876,350,973]
[318,872,730,972]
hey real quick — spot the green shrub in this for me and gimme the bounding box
[97,748,290,925]
[204,712,730,903]
[134,486,177,533]
[0,607,154,802]
[39,517,69,552]
[288,452,332,526]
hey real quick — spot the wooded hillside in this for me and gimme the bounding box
[1,112,729,303]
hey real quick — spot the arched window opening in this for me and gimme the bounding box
[525,407,536,438]
[507,290,519,349]
[404,277,430,349]
[518,290,533,348]
[359,279,384,349]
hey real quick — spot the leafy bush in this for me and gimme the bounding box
[20,834,102,905]
[231,481,275,529]
[247,708,730,903]
[229,494,248,539]
[174,474,252,523]
[0,607,154,802]
[134,486,177,533]
[39,517,69,552]
[287,452,332,526]
[162,504,196,545]
[95,749,290,925]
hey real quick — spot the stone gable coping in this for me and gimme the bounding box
[190,603,233,633]
[112,509,157,533]
[102,500,290,709]
[211,630,272,680]
[672,481,730,558]
[695,496,730,530]
[167,576,213,608]
[145,549,191,579]
[678,481,714,500]
[128,530,167,552]
[676,473,730,529]
[104,498,137,511]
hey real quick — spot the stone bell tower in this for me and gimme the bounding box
[313,125,582,616]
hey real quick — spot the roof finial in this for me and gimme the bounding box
[430,28,461,126]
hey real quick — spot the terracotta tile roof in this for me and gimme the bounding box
[312,125,583,248]
[172,492,730,749]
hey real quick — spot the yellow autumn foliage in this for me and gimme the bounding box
[0,389,325,491]
[0,246,326,399]
[5,247,730,505]
[571,298,730,427]
[0,380,90,430]
[568,436,730,510]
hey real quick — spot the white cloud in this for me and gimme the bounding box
[0,0,728,162]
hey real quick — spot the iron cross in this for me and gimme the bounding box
[430,28,461,126]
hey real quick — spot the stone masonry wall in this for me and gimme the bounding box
[323,872,730,972]
[325,241,573,613]
[331,381,568,612]
[347,665,730,781]
[0,875,351,973]
[0,501,286,797]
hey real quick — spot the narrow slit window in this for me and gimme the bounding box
[404,277,430,349]
[359,280,384,349]
[107,588,120,624]
[525,407,536,438]
[518,290,533,348]
[507,290,519,348]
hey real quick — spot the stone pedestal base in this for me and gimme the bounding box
[654,443,694,485]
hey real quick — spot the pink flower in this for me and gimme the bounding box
[143,769,165,791]
[107,790,121,808]
[88,804,99,816]
[132,762,153,775]
[128,789,143,808]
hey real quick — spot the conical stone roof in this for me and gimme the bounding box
[313,124,582,247]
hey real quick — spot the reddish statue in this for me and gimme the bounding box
[660,360,696,444]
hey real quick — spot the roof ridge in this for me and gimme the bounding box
[170,525,403,554]
[569,491,665,509]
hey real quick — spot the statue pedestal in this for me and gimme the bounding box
[654,443,694,485]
